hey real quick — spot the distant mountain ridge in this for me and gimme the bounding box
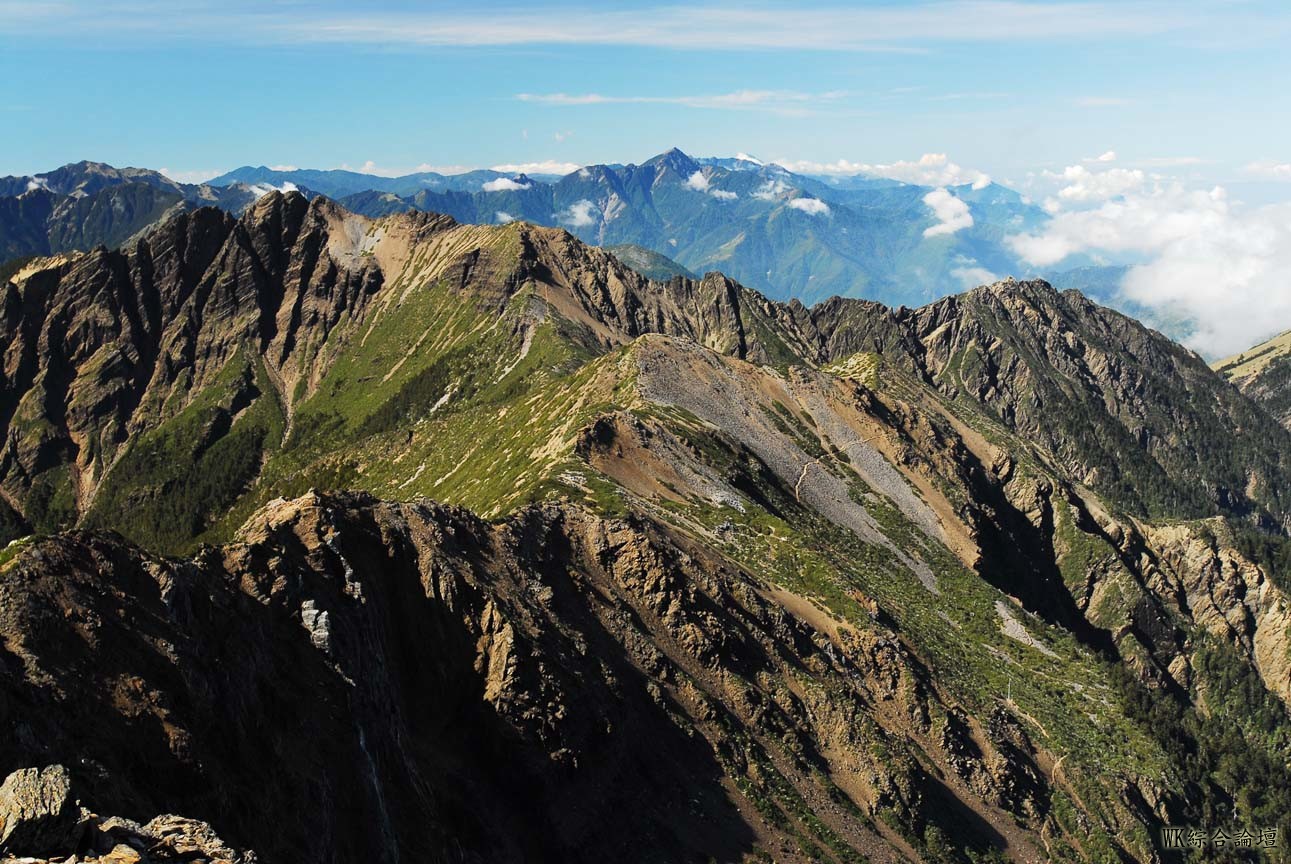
[1,151,1155,318]
[208,165,568,199]
[300,146,1060,307]
[0,160,316,260]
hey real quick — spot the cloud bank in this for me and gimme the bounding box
[951,263,999,287]
[482,177,532,192]
[1052,164,1145,203]
[20,2,1221,52]
[778,153,990,188]
[559,199,598,227]
[1245,160,1291,180]
[159,168,222,185]
[788,197,830,216]
[491,160,582,175]
[248,181,299,198]
[1008,166,1291,356]
[684,170,710,192]
[753,178,791,200]
[516,89,843,115]
[922,187,973,236]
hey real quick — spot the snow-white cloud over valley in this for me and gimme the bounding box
[1009,162,1291,356]
[1051,165,1145,203]
[482,177,532,192]
[559,199,598,227]
[779,153,990,189]
[249,181,298,198]
[752,179,790,200]
[491,160,582,175]
[922,187,973,236]
[787,197,830,216]
[686,170,738,200]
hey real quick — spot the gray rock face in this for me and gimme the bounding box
[0,764,78,855]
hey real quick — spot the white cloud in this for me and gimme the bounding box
[358,160,397,177]
[1052,164,1145,202]
[559,199,598,228]
[515,89,844,115]
[951,264,999,287]
[336,160,475,177]
[415,163,476,175]
[248,181,299,198]
[1137,155,1206,167]
[269,164,298,172]
[1006,181,1291,356]
[684,170,710,192]
[922,187,973,236]
[159,168,222,184]
[787,197,830,216]
[553,130,572,142]
[1085,150,1117,163]
[496,211,516,224]
[752,178,791,200]
[682,172,737,200]
[491,160,581,175]
[62,4,1208,51]
[1244,160,1291,180]
[734,152,763,165]
[777,152,991,188]
[482,177,532,192]
[772,157,870,175]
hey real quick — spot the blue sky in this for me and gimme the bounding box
[6,0,1291,355]
[1,0,1289,190]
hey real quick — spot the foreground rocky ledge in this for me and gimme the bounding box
[0,765,249,863]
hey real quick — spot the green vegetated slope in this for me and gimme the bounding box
[3,193,1291,863]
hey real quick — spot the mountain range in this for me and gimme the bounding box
[1,151,1128,314]
[222,148,1057,308]
[1,192,1291,863]
[0,160,315,265]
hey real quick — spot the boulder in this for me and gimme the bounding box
[0,765,80,856]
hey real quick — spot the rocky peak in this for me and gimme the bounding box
[646,147,701,178]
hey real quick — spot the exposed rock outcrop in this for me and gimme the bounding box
[0,765,77,855]
[0,764,250,864]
